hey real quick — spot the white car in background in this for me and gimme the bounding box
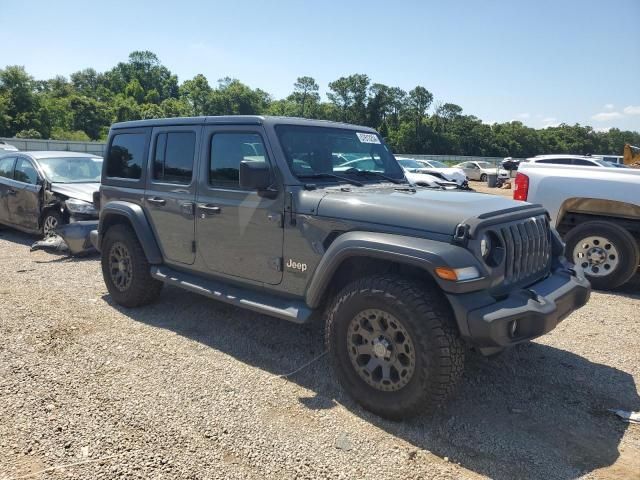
[396,157,467,186]
[524,154,623,168]
[0,140,18,152]
[454,161,509,182]
[402,169,459,189]
[335,157,450,188]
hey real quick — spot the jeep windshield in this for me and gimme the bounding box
[276,125,405,184]
[39,157,103,183]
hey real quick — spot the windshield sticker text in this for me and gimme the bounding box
[356,132,381,144]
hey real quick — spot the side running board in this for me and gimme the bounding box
[150,266,313,324]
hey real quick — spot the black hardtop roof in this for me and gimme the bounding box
[110,115,378,133]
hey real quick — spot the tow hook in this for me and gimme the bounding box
[526,289,544,304]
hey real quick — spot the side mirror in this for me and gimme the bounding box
[239,160,272,191]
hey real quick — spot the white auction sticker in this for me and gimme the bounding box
[356,132,381,144]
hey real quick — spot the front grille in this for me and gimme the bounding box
[499,215,551,285]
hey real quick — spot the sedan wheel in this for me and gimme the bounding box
[42,212,61,237]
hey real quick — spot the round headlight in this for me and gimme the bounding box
[480,233,492,259]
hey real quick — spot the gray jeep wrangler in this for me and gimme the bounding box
[91,116,590,419]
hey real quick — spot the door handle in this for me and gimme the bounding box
[147,197,166,206]
[198,204,221,215]
[7,188,17,196]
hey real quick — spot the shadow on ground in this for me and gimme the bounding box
[0,228,36,247]
[109,285,639,480]
[0,228,98,263]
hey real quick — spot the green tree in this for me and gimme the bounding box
[69,95,108,140]
[140,103,164,119]
[15,128,42,138]
[408,86,433,120]
[289,76,320,117]
[180,74,212,116]
[0,66,44,136]
[210,78,271,115]
[160,97,192,118]
[124,79,145,103]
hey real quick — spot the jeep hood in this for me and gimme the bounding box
[316,187,527,235]
[50,182,100,203]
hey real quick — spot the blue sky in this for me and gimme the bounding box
[4,0,639,131]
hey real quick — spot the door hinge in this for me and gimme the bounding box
[191,240,196,253]
[286,191,296,226]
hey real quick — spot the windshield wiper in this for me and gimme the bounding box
[297,173,363,187]
[342,168,404,184]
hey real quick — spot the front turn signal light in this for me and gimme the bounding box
[435,266,480,281]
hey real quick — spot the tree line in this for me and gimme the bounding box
[1,51,637,157]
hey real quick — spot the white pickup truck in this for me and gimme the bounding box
[514,163,640,289]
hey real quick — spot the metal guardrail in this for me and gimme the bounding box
[0,137,106,156]
[1,137,521,165]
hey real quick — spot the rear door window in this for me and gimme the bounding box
[537,158,572,165]
[106,133,147,179]
[153,132,196,184]
[14,158,39,184]
[0,157,15,178]
[572,159,595,166]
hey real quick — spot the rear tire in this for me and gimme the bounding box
[480,173,487,182]
[564,221,639,290]
[101,224,163,307]
[325,274,464,420]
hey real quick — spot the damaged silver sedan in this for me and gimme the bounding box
[0,151,101,253]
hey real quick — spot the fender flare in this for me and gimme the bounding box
[304,231,486,308]
[97,201,163,264]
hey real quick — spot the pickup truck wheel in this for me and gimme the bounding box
[480,173,487,182]
[565,221,639,290]
[101,224,163,307]
[325,275,464,419]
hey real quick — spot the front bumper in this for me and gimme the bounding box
[69,212,99,222]
[55,221,98,255]
[446,266,590,355]
[89,229,100,252]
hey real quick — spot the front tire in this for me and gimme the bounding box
[480,173,487,182]
[565,221,639,290]
[101,224,163,307]
[325,275,464,419]
[41,210,63,237]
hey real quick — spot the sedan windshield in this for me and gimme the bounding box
[427,160,448,168]
[276,125,404,183]
[397,159,424,169]
[39,157,103,183]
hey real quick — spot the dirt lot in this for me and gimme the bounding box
[1,218,639,479]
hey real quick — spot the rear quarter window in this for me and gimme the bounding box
[106,132,147,179]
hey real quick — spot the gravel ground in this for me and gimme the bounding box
[0,227,639,480]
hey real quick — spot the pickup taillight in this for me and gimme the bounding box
[513,173,529,201]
